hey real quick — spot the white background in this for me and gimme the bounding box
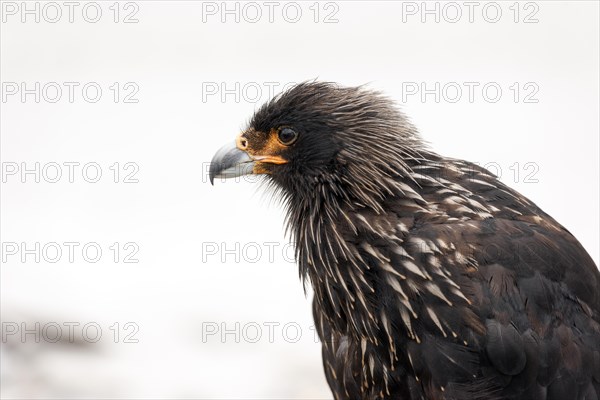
[1,1,598,398]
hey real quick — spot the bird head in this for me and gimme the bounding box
[209,82,426,206]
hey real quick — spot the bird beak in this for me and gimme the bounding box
[209,141,256,185]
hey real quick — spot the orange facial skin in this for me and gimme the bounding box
[236,128,289,174]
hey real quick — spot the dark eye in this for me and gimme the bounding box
[277,127,298,145]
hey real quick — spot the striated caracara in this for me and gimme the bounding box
[209,82,600,400]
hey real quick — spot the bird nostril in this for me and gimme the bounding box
[236,136,248,150]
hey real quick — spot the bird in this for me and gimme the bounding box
[209,81,600,400]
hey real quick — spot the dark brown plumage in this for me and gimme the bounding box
[210,82,600,400]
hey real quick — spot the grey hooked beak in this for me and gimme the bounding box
[209,141,255,185]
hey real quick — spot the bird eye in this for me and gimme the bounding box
[277,127,298,145]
